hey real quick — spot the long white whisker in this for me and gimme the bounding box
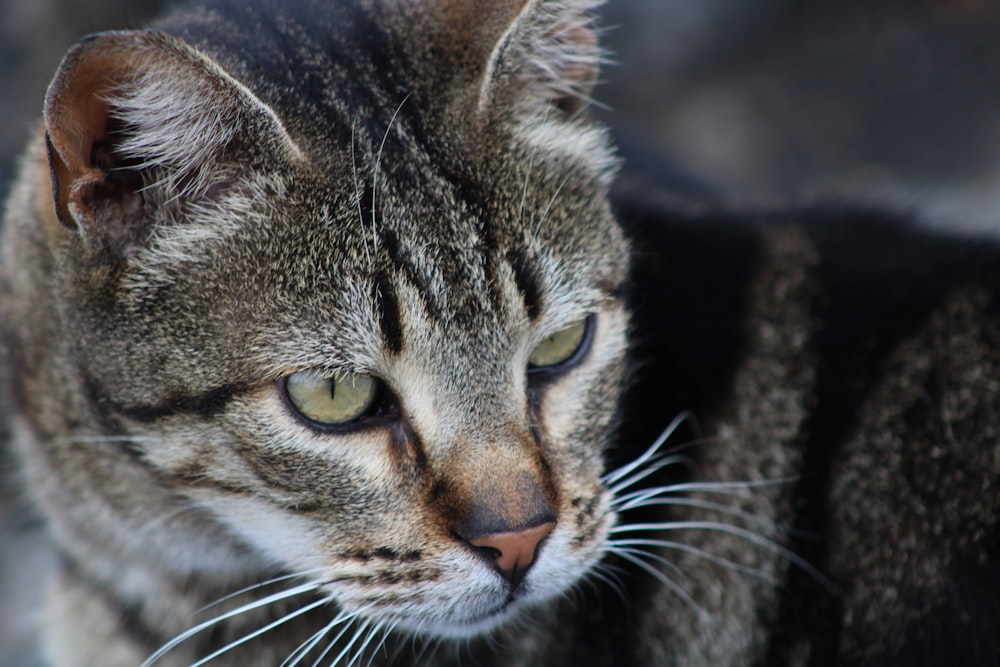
[607,452,695,496]
[611,537,780,584]
[610,520,831,590]
[361,620,396,667]
[188,596,332,667]
[301,602,377,667]
[349,621,385,667]
[283,629,326,667]
[323,618,373,667]
[586,563,630,611]
[141,581,324,666]
[370,94,411,253]
[601,411,694,487]
[281,608,357,667]
[350,117,370,264]
[199,568,329,615]
[306,617,354,667]
[610,548,707,622]
[606,542,687,581]
[532,175,571,236]
[371,619,404,667]
[613,478,802,510]
[407,631,437,667]
[613,496,785,534]
[518,106,551,228]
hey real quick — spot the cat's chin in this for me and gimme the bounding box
[388,599,532,640]
[356,578,559,641]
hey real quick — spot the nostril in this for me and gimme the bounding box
[469,542,503,563]
[465,521,555,585]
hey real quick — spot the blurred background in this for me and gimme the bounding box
[597,0,1000,231]
[3,0,1000,664]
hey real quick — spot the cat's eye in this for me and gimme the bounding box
[284,370,379,427]
[528,316,591,372]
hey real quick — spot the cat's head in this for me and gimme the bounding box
[26,0,628,639]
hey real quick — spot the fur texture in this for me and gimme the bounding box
[1,0,998,666]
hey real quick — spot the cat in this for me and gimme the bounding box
[0,0,998,666]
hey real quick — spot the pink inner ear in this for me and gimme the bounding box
[44,44,136,229]
[47,58,121,181]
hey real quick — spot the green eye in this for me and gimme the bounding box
[284,370,378,426]
[528,317,590,371]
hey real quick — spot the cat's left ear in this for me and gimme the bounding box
[443,0,601,118]
[43,30,301,251]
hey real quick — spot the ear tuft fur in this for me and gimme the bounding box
[477,0,605,118]
[43,30,300,254]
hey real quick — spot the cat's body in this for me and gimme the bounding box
[0,0,998,665]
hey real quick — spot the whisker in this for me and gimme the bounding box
[135,502,207,537]
[611,537,780,584]
[532,174,571,236]
[322,618,374,667]
[612,477,802,510]
[601,411,695,487]
[610,520,832,591]
[610,547,707,622]
[586,562,631,611]
[518,106,548,228]
[606,452,696,496]
[362,620,398,667]
[350,117,370,264]
[613,496,785,534]
[199,568,330,616]
[282,629,326,667]
[303,603,377,667]
[141,581,326,666]
[371,94,411,254]
[350,621,386,667]
[406,630,437,667]
[605,542,687,582]
[188,595,333,667]
[281,607,361,667]
[304,614,357,667]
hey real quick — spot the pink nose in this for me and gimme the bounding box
[469,521,555,585]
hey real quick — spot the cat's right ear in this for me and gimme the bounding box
[44,31,301,252]
[458,0,603,118]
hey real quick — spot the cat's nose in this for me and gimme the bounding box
[467,520,555,586]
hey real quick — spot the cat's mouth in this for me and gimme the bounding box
[397,600,522,639]
[360,569,545,639]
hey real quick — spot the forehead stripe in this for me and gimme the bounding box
[373,271,404,354]
[379,227,442,319]
[507,248,543,321]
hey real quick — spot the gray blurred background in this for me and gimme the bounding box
[4,0,1000,664]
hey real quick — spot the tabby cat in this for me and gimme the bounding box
[1,0,998,665]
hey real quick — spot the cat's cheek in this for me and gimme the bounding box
[197,495,332,572]
[324,556,511,637]
[535,304,630,481]
[538,305,629,434]
[528,492,618,594]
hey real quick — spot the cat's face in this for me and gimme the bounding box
[101,140,629,638]
[23,1,630,640]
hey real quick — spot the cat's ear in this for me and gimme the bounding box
[445,0,601,118]
[44,30,300,250]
